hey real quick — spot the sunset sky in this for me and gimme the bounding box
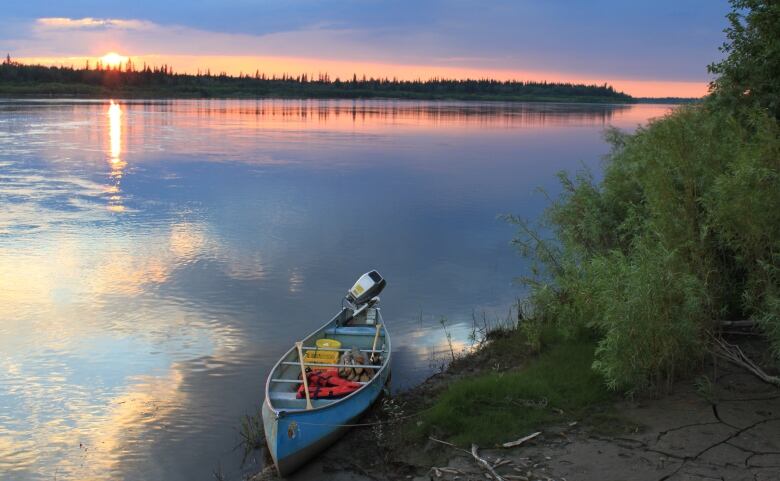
[1,0,731,97]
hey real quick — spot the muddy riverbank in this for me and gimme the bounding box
[251,336,780,481]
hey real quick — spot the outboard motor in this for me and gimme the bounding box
[346,270,386,308]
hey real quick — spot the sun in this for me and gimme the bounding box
[101,52,127,68]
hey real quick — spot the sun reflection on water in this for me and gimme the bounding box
[108,101,122,164]
[107,101,126,212]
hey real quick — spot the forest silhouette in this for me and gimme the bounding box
[0,56,634,102]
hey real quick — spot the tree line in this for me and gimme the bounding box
[0,55,633,102]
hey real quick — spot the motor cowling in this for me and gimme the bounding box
[346,270,386,307]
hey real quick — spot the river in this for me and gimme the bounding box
[0,99,672,480]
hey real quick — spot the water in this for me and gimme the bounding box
[0,99,671,480]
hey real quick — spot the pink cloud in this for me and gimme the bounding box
[36,17,152,30]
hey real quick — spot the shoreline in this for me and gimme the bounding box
[249,332,780,481]
[0,92,639,103]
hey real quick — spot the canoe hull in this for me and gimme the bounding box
[263,363,390,477]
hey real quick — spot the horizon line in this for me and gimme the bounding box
[8,54,709,98]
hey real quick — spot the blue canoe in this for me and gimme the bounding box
[262,304,391,477]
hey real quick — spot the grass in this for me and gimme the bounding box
[419,339,614,446]
[239,410,265,456]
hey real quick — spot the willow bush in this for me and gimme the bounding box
[707,0,780,120]
[511,105,780,393]
[704,111,780,356]
[510,0,780,393]
[586,241,709,392]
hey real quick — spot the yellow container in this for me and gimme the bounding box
[305,338,341,370]
[316,338,341,349]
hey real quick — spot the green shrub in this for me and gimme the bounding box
[511,105,780,392]
[704,112,780,357]
[708,0,780,120]
[587,241,709,392]
[509,1,780,392]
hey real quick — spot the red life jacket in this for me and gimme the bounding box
[296,369,362,399]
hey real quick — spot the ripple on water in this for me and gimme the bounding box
[0,99,673,481]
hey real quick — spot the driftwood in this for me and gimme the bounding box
[428,436,466,452]
[711,335,780,387]
[717,320,759,336]
[502,432,541,448]
[437,467,462,474]
[428,437,507,481]
[718,320,754,328]
[471,444,506,481]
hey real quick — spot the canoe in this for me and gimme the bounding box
[262,301,391,476]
